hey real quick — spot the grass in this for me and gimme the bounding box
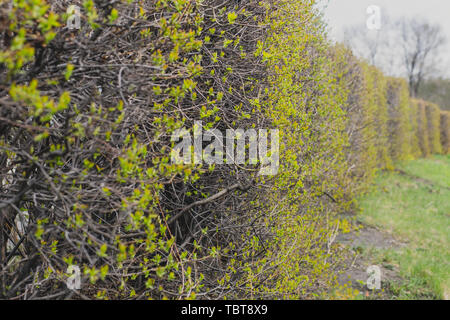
[357,154,450,299]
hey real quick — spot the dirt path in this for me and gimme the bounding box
[336,224,406,299]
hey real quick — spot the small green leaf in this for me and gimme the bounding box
[227,12,237,24]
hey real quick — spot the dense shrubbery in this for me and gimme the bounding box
[425,102,443,155]
[415,100,431,157]
[386,78,414,161]
[441,111,450,154]
[418,77,450,111]
[0,0,448,299]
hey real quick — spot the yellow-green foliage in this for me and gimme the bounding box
[338,59,393,196]
[328,44,371,199]
[440,111,450,154]
[1,0,449,300]
[408,100,423,158]
[328,46,390,197]
[361,64,393,170]
[415,100,431,157]
[386,78,415,160]
[218,0,357,299]
[0,0,269,300]
[425,102,443,154]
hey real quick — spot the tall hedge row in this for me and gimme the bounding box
[441,111,450,154]
[408,99,423,159]
[0,0,448,300]
[425,102,444,155]
[386,78,415,161]
[415,100,432,157]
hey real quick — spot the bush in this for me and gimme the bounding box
[0,0,447,300]
[386,78,414,161]
[415,100,431,157]
[425,102,443,155]
[408,100,423,159]
[0,0,270,300]
[440,111,450,154]
[362,65,393,170]
[328,45,371,199]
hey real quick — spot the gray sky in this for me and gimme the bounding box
[319,0,450,77]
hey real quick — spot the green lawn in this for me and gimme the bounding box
[357,155,450,299]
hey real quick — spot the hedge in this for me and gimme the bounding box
[415,100,432,157]
[0,0,448,300]
[425,102,443,155]
[386,78,415,161]
[440,111,450,154]
[408,99,423,159]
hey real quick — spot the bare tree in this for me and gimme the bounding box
[343,13,399,75]
[344,24,384,66]
[398,18,446,97]
[343,16,446,97]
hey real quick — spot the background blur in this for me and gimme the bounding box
[320,0,450,110]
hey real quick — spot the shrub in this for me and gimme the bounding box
[328,44,371,199]
[408,100,423,158]
[0,0,447,300]
[440,111,450,154]
[0,0,270,299]
[386,78,414,161]
[425,102,443,154]
[363,65,393,170]
[415,100,431,157]
[226,0,353,299]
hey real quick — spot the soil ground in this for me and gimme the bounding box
[336,224,406,299]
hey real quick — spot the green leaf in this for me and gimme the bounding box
[65,64,74,81]
[227,12,237,24]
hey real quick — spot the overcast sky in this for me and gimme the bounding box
[319,0,450,77]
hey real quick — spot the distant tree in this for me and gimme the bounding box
[343,20,386,67]
[418,77,450,111]
[344,28,377,65]
[343,16,446,97]
[398,18,446,97]
[343,12,398,75]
